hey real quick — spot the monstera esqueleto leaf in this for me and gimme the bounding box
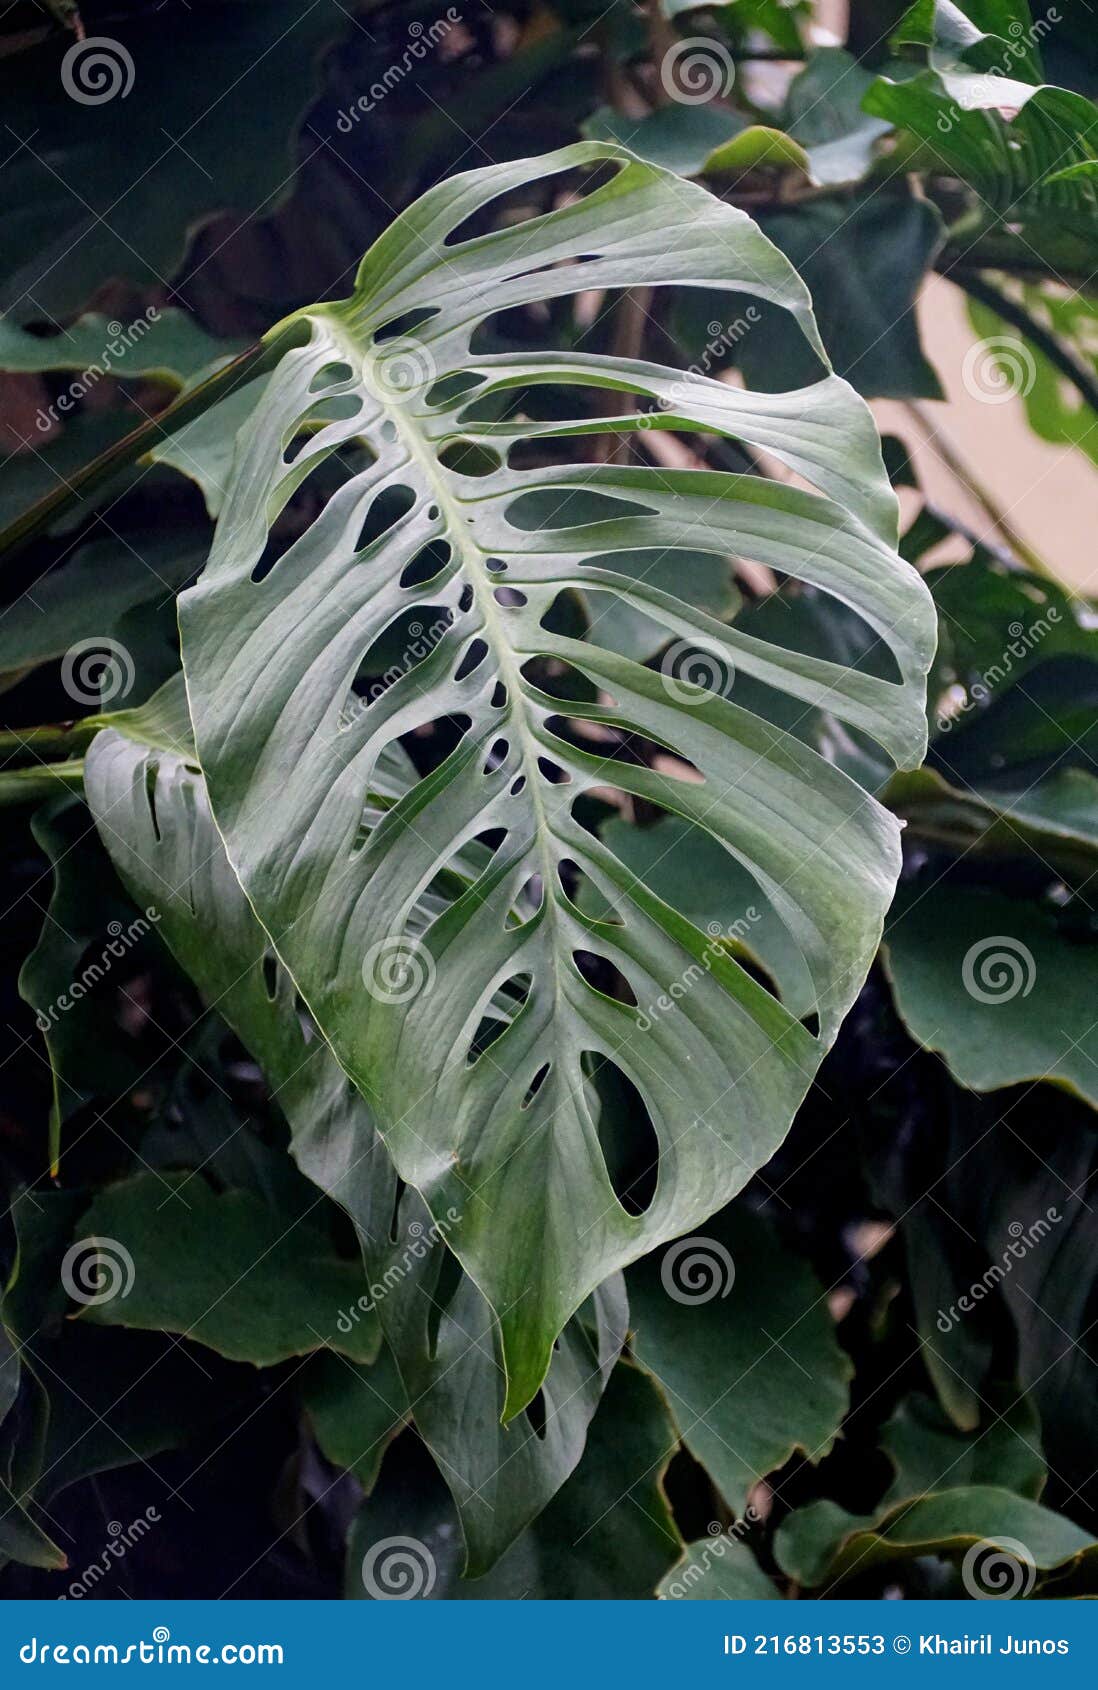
[175,141,935,1417]
[84,731,626,1573]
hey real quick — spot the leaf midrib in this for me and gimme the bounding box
[355,329,567,1020]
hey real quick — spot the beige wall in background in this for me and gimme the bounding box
[874,276,1098,595]
[811,0,1097,594]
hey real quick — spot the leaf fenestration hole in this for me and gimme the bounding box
[524,1387,549,1440]
[572,949,637,1008]
[438,439,503,478]
[388,1176,408,1245]
[293,991,317,1046]
[308,360,354,393]
[507,873,545,928]
[453,637,489,682]
[466,971,532,1063]
[537,755,571,785]
[506,488,656,532]
[586,1051,659,1217]
[425,1247,464,1361]
[426,371,486,407]
[400,539,452,589]
[557,857,624,925]
[521,1061,551,1109]
[482,737,510,775]
[373,305,439,344]
[355,484,416,552]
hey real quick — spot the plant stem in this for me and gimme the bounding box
[0,331,292,565]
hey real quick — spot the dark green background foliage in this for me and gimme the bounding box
[0,0,1096,1601]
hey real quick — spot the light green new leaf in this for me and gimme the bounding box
[582,105,744,178]
[178,142,934,1418]
[84,731,626,1573]
[867,1,1098,254]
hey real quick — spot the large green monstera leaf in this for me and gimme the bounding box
[178,141,935,1416]
[84,730,626,1573]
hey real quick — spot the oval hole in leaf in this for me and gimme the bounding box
[585,1050,659,1217]
[437,439,503,478]
[373,305,439,344]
